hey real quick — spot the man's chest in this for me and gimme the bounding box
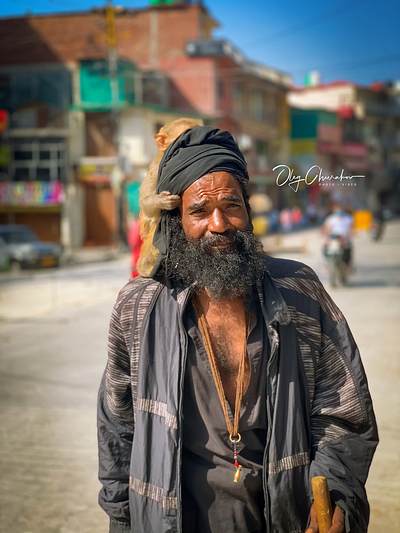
[208,320,247,369]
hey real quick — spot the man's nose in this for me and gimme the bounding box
[208,208,232,233]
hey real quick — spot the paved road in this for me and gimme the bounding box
[0,222,399,532]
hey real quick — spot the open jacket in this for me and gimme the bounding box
[97,256,378,533]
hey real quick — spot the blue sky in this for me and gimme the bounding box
[1,0,399,87]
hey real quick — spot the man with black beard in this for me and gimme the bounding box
[97,127,377,533]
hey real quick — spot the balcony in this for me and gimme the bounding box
[78,59,136,111]
[364,100,400,118]
[76,60,169,111]
[0,67,72,131]
[186,39,245,64]
[186,39,292,88]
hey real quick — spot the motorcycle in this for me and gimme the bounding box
[325,235,349,287]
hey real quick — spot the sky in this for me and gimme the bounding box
[1,0,399,87]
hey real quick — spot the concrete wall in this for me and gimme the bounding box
[68,110,86,163]
[119,108,192,182]
[61,182,85,250]
[288,85,356,112]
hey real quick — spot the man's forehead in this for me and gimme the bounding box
[182,172,243,201]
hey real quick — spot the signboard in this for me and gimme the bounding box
[0,145,10,166]
[342,142,368,158]
[317,141,340,154]
[290,139,316,155]
[317,124,340,143]
[0,181,63,206]
[126,182,141,216]
[0,110,9,132]
[78,157,118,182]
[79,164,114,180]
[343,158,368,171]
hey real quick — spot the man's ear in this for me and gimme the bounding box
[154,133,169,151]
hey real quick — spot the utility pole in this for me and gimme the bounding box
[106,0,119,146]
[105,0,124,246]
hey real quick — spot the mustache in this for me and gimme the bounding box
[192,229,246,254]
[200,231,237,246]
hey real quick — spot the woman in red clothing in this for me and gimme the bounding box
[127,217,143,279]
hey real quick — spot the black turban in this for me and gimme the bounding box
[150,126,249,282]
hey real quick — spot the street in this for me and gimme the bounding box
[0,221,399,533]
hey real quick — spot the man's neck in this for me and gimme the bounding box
[195,290,245,317]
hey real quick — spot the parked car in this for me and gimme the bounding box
[0,225,62,271]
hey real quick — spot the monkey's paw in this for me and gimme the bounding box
[158,191,181,210]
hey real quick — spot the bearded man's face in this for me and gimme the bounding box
[162,172,266,299]
[180,171,249,244]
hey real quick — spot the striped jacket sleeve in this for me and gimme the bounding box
[272,261,378,531]
[97,282,138,533]
[300,266,378,532]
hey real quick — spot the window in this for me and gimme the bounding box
[0,69,71,128]
[342,118,365,143]
[14,168,30,181]
[234,85,244,115]
[9,138,67,182]
[256,140,269,172]
[217,80,225,106]
[0,228,38,244]
[251,90,263,120]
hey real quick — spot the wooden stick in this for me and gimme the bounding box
[311,476,333,533]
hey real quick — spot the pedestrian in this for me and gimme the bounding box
[279,207,293,232]
[97,126,378,533]
[127,217,142,279]
[291,206,303,227]
[306,203,318,225]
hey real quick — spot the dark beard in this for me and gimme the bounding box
[161,212,267,300]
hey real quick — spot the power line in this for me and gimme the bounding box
[242,0,366,48]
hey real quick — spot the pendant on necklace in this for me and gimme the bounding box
[230,433,242,482]
[234,464,242,482]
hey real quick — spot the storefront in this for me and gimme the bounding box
[78,158,118,246]
[0,181,63,242]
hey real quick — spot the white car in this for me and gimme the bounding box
[0,225,62,271]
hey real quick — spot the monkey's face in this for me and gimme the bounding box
[155,120,201,151]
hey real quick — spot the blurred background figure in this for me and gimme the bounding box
[267,209,281,233]
[249,192,273,237]
[322,203,354,286]
[371,204,391,241]
[280,207,293,233]
[291,206,303,228]
[127,216,142,278]
[306,203,318,225]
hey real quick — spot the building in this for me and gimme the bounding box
[185,40,291,206]
[0,1,292,248]
[288,80,400,214]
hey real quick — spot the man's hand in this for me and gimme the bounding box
[306,503,345,533]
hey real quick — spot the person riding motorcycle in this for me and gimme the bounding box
[322,205,354,285]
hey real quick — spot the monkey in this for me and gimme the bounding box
[136,117,203,277]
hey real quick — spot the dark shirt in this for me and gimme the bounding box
[182,295,269,533]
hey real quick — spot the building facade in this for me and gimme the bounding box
[288,81,400,214]
[0,1,292,248]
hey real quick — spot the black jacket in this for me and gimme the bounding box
[97,257,378,533]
